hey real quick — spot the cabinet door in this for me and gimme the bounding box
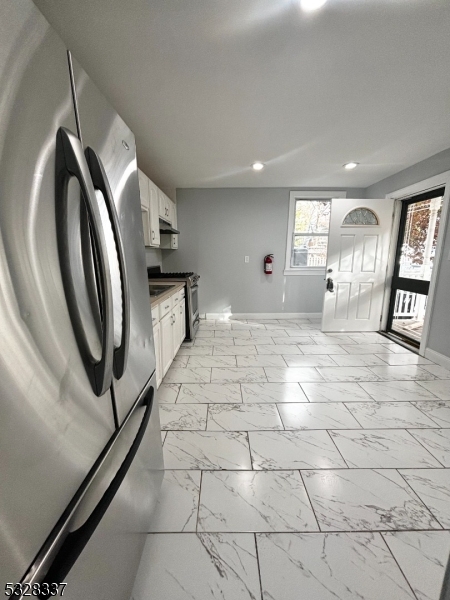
[179,300,186,343]
[160,312,174,376]
[172,305,181,355]
[148,180,160,247]
[153,321,162,387]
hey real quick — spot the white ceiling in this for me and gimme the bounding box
[34,0,450,194]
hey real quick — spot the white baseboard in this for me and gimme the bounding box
[424,347,450,370]
[201,312,322,320]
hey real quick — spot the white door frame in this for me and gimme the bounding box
[381,170,450,355]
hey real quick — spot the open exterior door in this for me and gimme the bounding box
[322,198,394,332]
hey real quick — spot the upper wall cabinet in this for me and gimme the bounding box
[139,169,177,248]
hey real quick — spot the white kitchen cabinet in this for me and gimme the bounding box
[153,321,162,387]
[179,300,186,343]
[139,169,160,248]
[158,189,171,222]
[151,285,186,387]
[159,233,179,250]
[160,311,174,376]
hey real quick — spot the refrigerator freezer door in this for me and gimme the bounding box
[38,374,163,600]
[0,0,116,584]
[71,57,157,423]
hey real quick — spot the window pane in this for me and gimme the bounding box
[391,289,427,343]
[291,235,328,267]
[294,200,330,234]
[398,196,443,281]
[343,207,378,225]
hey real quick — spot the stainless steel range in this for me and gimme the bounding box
[148,267,200,340]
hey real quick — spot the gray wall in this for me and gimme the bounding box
[366,149,450,360]
[163,187,365,316]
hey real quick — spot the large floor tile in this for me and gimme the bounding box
[214,330,255,338]
[329,429,441,468]
[298,344,349,354]
[253,329,286,338]
[163,431,251,470]
[171,355,189,368]
[409,429,450,467]
[149,471,201,532]
[265,367,324,382]
[340,343,394,354]
[302,469,441,531]
[237,355,287,367]
[383,531,450,600]
[196,330,214,338]
[257,532,414,600]
[241,382,308,403]
[413,400,450,426]
[159,404,207,430]
[211,367,267,383]
[282,355,337,367]
[188,355,237,367]
[301,382,373,402]
[235,336,274,345]
[213,345,257,355]
[376,353,433,366]
[157,383,180,404]
[198,470,319,532]
[400,469,450,528]
[178,345,213,355]
[307,334,356,345]
[163,367,211,384]
[381,343,415,354]
[194,337,235,346]
[368,365,437,381]
[349,333,393,344]
[418,380,450,400]
[421,365,450,379]
[273,336,312,345]
[132,533,261,600]
[345,401,438,429]
[278,402,361,430]
[249,430,347,469]
[207,403,284,431]
[177,383,242,404]
[359,380,438,401]
[331,354,387,367]
[255,344,302,355]
[316,366,379,382]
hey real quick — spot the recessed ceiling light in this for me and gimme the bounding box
[300,0,328,12]
[344,162,359,170]
[252,162,265,171]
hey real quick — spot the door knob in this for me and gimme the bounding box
[326,277,334,292]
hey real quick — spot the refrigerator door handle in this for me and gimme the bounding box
[85,147,130,379]
[38,388,154,591]
[55,127,114,396]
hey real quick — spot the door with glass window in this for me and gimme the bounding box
[322,198,394,332]
[386,188,444,346]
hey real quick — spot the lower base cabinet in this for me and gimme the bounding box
[153,322,162,388]
[152,286,186,388]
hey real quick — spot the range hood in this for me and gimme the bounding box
[159,218,180,234]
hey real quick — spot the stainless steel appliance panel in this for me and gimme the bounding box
[71,57,157,424]
[56,375,163,600]
[0,0,116,583]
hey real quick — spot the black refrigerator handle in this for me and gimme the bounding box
[55,127,114,396]
[85,147,130,379]
[39,390,154,594]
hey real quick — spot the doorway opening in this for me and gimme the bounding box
[386,187,445,347]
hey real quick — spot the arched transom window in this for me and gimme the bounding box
[343,207,379,226]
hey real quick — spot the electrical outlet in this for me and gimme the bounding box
[245,256,249,263]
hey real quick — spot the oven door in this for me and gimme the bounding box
[189,284,200,339]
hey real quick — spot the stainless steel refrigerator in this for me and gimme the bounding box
[0,0,163,598]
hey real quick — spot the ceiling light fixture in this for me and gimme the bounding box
[252,162,265,171]
[344,162,359,170]
[300,0,328,12]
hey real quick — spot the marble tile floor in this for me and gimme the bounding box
[135,319,450,600]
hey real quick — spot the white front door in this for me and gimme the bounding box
[321,198,394,332]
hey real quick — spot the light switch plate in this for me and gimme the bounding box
[245,256,249,263]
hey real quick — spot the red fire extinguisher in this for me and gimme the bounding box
[264,254,274,275]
